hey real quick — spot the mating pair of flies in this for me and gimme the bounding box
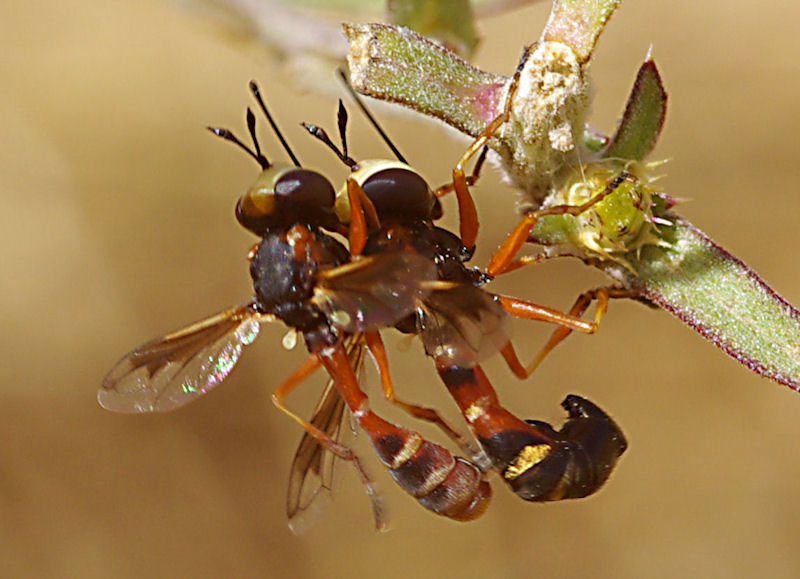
[100,64,629,530]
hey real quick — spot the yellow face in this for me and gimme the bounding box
[237,164,295,221]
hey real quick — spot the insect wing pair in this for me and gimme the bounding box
[99,252,436,414]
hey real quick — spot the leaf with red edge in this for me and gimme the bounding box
[344,22,507,136]
[603,217,800,391]
[343,2,800,392]
[603,55,667,161]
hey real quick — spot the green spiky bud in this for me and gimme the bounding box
[531,161,670,269]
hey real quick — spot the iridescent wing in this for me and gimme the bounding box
[99,303,265,413]
[286,335,366,534]
[418,286,512,367]
[313,251,437,333]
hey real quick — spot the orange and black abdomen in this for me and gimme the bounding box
[501,396,628,501]
[359,412,491,521]
[438,364,627,502]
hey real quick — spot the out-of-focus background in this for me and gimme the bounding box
[3,1,800,577]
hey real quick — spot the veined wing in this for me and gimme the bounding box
[286,334,366,534]
[418,286,512,368]
[99,303,265,413]
[312,252,437,333]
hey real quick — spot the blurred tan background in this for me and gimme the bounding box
[3,1,800,577]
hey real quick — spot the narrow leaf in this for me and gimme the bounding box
[344,22,507,136]
[542,0,622,63]
[603,56,667,161]
[343,11,800,392]
[610,217,800,390]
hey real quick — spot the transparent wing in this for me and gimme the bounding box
[313,252,437,333]
[286,335,366,534]
[418,286,512,367]
[99,303,265,413]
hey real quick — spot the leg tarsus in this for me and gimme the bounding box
[486,172,633,279]
[271,354,352,459]
[495,287,637,378]
[527,287,637,374]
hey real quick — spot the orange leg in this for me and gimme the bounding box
[436,45,532,251]
[486,172,632,279]
[498,342,529,380]
[496,294,596,333]
[493,287,635,379]
[346,178,380,258]
[490,252,551,275]
[494,291,596,381]
[320,343,492,522]
[434,146,488,198]
[525,287,637,374]
[363,331,475,456]
[271,351,385,530]
[474,248,572,276]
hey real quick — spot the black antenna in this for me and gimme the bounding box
[337,100,349,160]
[245,108,266,165]
[301,122,358,169]
[249,80,302,167]
[207,124,270,171]
[336,68,408,164]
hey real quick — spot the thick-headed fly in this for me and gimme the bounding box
[100,82,493,530]
[295,74,627,508]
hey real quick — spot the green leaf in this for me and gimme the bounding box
[344,22,506,136]
[343,5,800,392]
[614,217,800,390]
[388,0,479,59]
[603,56,667,161]
[542,0,621,62]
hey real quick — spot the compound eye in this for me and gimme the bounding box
[362,168,433,221]
[275,169,335,209]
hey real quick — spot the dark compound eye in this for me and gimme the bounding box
[362,168,433,222]
[236,167,338,235]
[275,169,335,209]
